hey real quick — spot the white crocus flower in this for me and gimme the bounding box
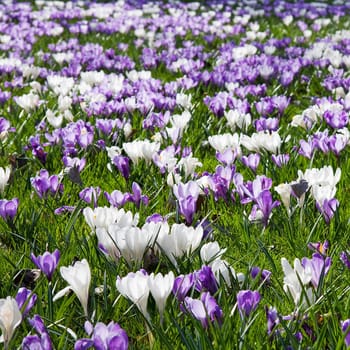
[83,207,139,233]
[0,297,22,350]
[15,92,40,113]
[156,224,203,266]
[148,271,175,322]
[45,109,63,129]
[200,241,226,265]
[55,259,91,317]
[114,226,153,265]
[281,257,313,307]
[274,183,292,215]
[208,133,241,154]
[123,140,160,165]
[224,109,251,131]
[0,166,11,194]
[211,259,245,287]
[116,270,150,319]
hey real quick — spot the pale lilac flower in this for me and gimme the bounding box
[104,190,129,208]
[271,154,290,168]
[236,290,261,318]
[74,321,128,350]
[30,249,60,281]
[241,153,260,173]
[301,253,331,289]
[79,187,101,208]
[184,292,223,328]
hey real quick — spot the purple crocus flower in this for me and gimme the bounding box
[0,198,19,220]
[340,251,350,270]
[173,181,200,224]
[22,315,53,350]
[104,190,129,208]
[241,153,260,173]
[316,198,339,224]
[255,190,280,227]
[266,306,279,335]
[79,187,101,208]
[112,155,130,179]
[236,290,261,318]
[324,110,348,129]
[301,253,331,289]
[54,206,76,215]
[15,287,37,317]
[195,266,218,295]
[30,249,60,281]
[250,266,271,284]
[271,154,290,168]
[341,319,350,347]
[146,213,165,224]
[74,321,128,350]
[216,149,236,166]
[129,182,149,208]
[173,273,195,302]
[184,292,223,328]
[31,170,63,198]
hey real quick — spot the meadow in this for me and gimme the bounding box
[0,0,350,348]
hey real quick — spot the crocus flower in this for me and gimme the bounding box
[281,257,313,306]
[54,259,91,317]
[116,270,150,319]
[341,319,350,347]
[79,187,101,208]
[148,271,175,321]
[195,266,218,295]
[112,155,130,179]
[0,166,10,194]
[266,306,279,335]
[129,182,149,208]
[173,273,195,302]
[22,315,53,350]
[250,266,272,285]
[301,253,331,289]
[184,292,223,328]
[74,321,128,350]
[0,296,22,349]
[236,290,261,318]
[30,249,60,281]
[200,241,226,265]
[340,251,350,270]
[15,288,37,317]
[0,198,19,220]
